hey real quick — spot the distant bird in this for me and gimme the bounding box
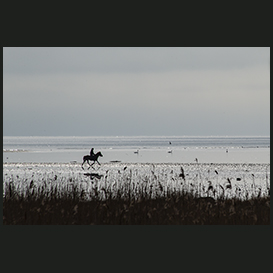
[195,158,198,163]
[168,150,172,153]
[226,149,228,153]
[169,141,172,145]
[134,150,139,154]
[123,166,127,171]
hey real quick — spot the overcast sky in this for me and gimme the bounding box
[3,47,270,136]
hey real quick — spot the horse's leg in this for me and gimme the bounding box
[82,159,86,170]
[86,160,92,169]
[87,160,96,169]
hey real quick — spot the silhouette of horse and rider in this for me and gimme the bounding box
[82,148,103,170]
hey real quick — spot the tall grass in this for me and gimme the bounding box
[3,164,270,225]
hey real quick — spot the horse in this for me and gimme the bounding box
[82,151,103,169]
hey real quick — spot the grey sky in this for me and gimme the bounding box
[3,47,270,136]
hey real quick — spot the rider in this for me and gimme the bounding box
[90,148,94,156]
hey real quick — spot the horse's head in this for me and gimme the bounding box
[97,151,103,157]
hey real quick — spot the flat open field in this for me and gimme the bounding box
[3,162,270,224]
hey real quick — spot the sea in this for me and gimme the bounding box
[3,136,270,164]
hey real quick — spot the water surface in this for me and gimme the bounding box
[3,136,270,164]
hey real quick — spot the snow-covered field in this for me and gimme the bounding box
[3,162,270,200]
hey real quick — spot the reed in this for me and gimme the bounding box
[3,166,270,225]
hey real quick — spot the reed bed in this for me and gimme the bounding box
[3,163,270,224]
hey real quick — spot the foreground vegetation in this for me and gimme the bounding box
[3,177,270,224]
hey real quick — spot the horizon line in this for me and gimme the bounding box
[3,135,270,138]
